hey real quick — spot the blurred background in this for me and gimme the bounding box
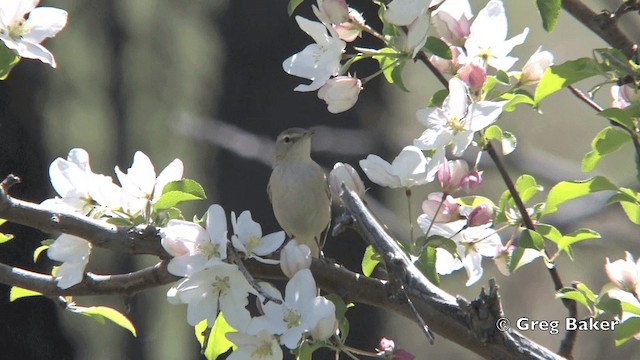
[0,0,639,359]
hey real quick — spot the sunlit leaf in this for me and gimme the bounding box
[362,245,380,277]
[536,0,561,32]
[582,127,630,172]
[615,317,640,346]
[33,244,49,263]
[69,305,137,337]
[9,287,42,301]
[195,313,235,360]
[557,228,600,252]
[415,246,439,286]
[287,0,305,16]
[535,58,602,104]
[0,45,20,80]
[543,176,618,216]
[423,36,451,59]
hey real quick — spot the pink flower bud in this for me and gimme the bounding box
[429,46,463,75]
[422,192,461,223]
[457,63,486,93]
[378,337,395,353]
[377,337,414,360]
[329,162,365,200]
[605,252,639,294]
[432,9,470,46]
[437,159,469,194]
[459,168,482,193]
[520,47,554,85]
[317,76,362,113]
[319,0,349,25]
[466,203,493,227]
[334,8,364,42]
[280,240,312,278]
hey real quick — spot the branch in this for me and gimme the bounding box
[0,175,167,256]
[561,0,637,59]
[335,186,564,360]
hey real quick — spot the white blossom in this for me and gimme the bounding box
[231,210,285,264]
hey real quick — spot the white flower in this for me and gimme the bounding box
[329,162,365,200]
[384,0,431,26]
[282,16,346,92]
[519,47,554,85]
[431,0,472,46]
[464,0,528,71]
[316,0,348,25]
[333,9,364,42]
[317,75,362,113]
[248,269,335,349]
[359,145,436,188]
[167,263,254,329]
[226,330,283,360]
[0,0,67,67]
[279,240,312,278]
[417,217,501,286]
[611,84,640,109]
[161,204,229,276]
[414,78,503,166]
[605,252,639,295]
[231,210,285,264]
[115,151,183,216]
[44,148,122,214]
[47,234,91,289]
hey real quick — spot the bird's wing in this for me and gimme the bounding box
[267,175,273,204]
[318,173,332,252]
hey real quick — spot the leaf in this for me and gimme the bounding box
[287,0,305,16]
[598,107,636,131]
[0,232,13,244]
[519,229,544,250]
[33,244,49,262]
[556,288,591,310]
[515,175,542,204]
[10,286,42,301]
[195,313,235,360]
[615,316,640,346]
[154,191,202,210]
[415,247,440,286]
[502,93,535,112]
[162,179,206,198]
[558,228,600,251]
[543,176,618,216]
[596,293,623,319]
[575,282,596,303]
[429,89,449,107]
[536,223,562,243]
[0,45,20,80]
[423,36,451,60]
[484,125,517,155]
[325,294,350,341]
[69,305,137,337]
[373,48,404,88]
[496,70,511,85]
[534,58,602,104]
[582,127,631,172]
[361,245,380,277]
[456,196,495,208]
[536,0,561,32]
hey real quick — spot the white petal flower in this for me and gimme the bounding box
[317,75,362,113]
[45,148,122,214]
[283,16,346,92]
[248,269,335,349]
[0,0,67,67]
[432,0,472,46]
[115,151,184,216]
[360,145,436,188]
[168,263,254,329]
[226,330,283,360]
[414,78,503,164]
[519,46,554,85]
[231,210,285,264]
[47,234,91,289]
[329,162,365,200]
[464,0,528,71]
[384,0,430,26]
[161,204,229,276]
[279,240,312,278]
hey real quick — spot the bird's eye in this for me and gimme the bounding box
[283,136,291,143]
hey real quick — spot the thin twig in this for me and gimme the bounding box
[227,245,283,305]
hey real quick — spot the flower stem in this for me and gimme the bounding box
[405,188,414,248]
[422,192,446,239]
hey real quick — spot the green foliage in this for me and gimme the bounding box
[287,0,305,16]
[0,218,13,244]
[373,48,408,92]
[33,244,49,263]
[535,0,561,32]
[534,58,602,104]
[484,125,517,155]
[542,176,618,217]
[428,89,449,107]
[582,127,631,172]
[423,37,452,60]
[154,179,206,210]
[456,196,495,208]
[598,107,637,131]
[361,245,381,277]
[556,228,600,259]
[0,45,20,80]
[9,286,42,301]
[519,229,544,250]
[608,188,640,225]
[68,305,137,337]
[195,313,235,360]
[501,91,535,112]
[556,287,593,312]
[414,246,440,286]
[615,317,640,346]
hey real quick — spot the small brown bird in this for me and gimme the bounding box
[268,128,331,257]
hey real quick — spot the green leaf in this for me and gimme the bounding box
[10,286,42,301]
[484,125,517,155]
[575,282,596,303]
[536,0,561,32]
[502,93,535,112]
[326,294,350,341]
[287,0,305,16]
[33,244,49,262]
[456,196,495,208]
[596,293,623,319]
[619,201,640,224]
[373,48,407,91]
[515,175,543,204]
[415,247,440,286]
[428,89,449,107]
[556,288,591,310]
[536,223,562,243]
[154,191,202,210]
[195,313,235,360]
[0,232,13,244]
[615,317,640,346]
[534,58,602,104]
[0,45,20,80]
[543,176,618,216]
[496,70,511,85]
[557,229,600,257]
[423,36,451,59]
[361,245,380,277]
[485,125,503,142]
[598,107,636,131]
[69,305,137,337]
[582,127,631,172]
[519,229,544,250]
[162,179,206,198]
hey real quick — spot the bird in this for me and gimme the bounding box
[268,128,331,258]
